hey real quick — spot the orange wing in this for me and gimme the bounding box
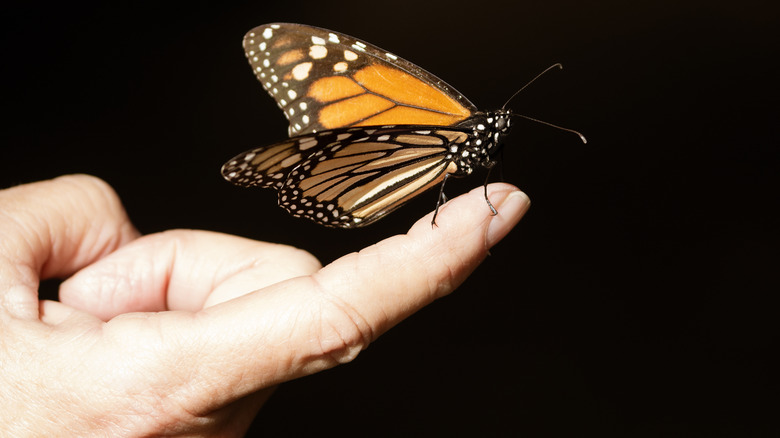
[242,23,478,136]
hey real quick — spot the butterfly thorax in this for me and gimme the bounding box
[448,110,512,176]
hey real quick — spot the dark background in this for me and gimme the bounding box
[2,0,777,436]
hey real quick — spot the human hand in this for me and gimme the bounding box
[0,174,529,436]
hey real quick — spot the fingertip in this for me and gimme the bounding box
[408,183,529,243]
[485,188,530,248]
[53,174,140,241]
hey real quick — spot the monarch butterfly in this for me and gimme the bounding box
[222,23,583,228]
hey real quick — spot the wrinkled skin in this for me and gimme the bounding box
[0,174,529,436]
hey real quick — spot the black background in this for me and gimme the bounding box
[2,1,777,436]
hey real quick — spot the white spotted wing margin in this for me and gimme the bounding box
[222,126,478,228]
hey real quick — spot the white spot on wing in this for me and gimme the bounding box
[262,28,273,39]
[309,45,327,59]
[311,36,326,45]
[292,62,313,80]
[344,50,358,60]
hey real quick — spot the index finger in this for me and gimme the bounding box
[0,175,139,319]
[160,183,529,403]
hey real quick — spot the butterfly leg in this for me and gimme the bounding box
[431,173,453,228]
[483,162,498,216]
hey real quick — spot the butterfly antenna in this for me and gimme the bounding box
[502,63,563,109]
[510,113,588,144]
[501,63,587,144]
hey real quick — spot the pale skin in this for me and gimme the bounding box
[0,174,530,436]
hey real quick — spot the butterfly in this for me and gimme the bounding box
[221,23,581,228]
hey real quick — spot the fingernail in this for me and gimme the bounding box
[486,190,530,247]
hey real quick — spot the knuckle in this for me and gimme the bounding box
[266,244,322,275]
[56,174,120,206]
[304,276,373,366]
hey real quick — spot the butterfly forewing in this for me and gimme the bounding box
[242,23,478,137]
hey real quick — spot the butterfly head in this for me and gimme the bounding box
[483,109,513,155]
[490,109,512,134]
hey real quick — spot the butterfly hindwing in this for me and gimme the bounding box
[221,140,307,189]
[222,128,366,189]
[281,126,481,228]
[224,125,480,228]
[242,23,479,137]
